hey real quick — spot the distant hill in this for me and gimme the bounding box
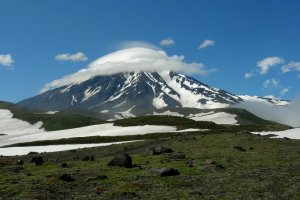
[0,101,105,131]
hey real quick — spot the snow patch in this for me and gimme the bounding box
[71,95,78,105]
[0,121,205,147]
[117,106,136,118]
[60,85,73,94]
[252,128,300,139]
[112,100,127,108]
[188,111,214,119]
[189,112,238,125]
[0,141,140,156]
[153,110,184,117]
[81,86,102,102]
[153,93,168,109]
[0,109,44,139]
[175,128,207,132]
[45,111,58,115]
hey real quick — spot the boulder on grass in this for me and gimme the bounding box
[30,157,44,166]
[147,147,173,155]
[203,159,225,171]
[108,154,132,168]
[16,159,24,165]
[233,146,246,152]
[60,163,69,168]
[82,155,95,161]
[59,174,74,182]
[150,168,180,177]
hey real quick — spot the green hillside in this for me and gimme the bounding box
[0,101,105,131]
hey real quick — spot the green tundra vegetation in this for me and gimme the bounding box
[0,114,299,199]
[0,102,298,199]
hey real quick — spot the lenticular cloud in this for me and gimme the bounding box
[41,47,213,93]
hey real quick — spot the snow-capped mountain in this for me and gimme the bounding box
[18,71,243,117]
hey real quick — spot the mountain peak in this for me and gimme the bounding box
[18,71,243,119]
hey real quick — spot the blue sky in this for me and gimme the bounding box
[1,0,300,103]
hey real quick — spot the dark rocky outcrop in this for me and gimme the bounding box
[30,157,44,165]
[59,174,74,182]
[108,154,133,168]
[147,147,173,155]
[60,163,69,168]
[150,168,180,177]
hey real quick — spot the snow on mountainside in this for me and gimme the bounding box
[0,109,44,137]
[18,71,243,119]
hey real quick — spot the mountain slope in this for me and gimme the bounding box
[0,101,104,131]
[18,71,243,118]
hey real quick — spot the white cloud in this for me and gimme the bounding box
[281,61,300,74]
[55,52,88,62]
[234,98,300,127]
[159,38,175,47]
[198,39,215,49]
[280,87,289,96]
[41,47,215,93]
[0,54,14,69]
[264,94,277,99]
[263,78,279,88]
[257,56,283,74]
[118,41,160,50]
[244,71,255,79]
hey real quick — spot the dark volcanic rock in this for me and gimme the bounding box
[16,159,24,165]
[204,159,225,171]
[147,147,173,155]
[59,174,74,182]
[82,155,95,161]
[186,160,195,167]
[190,191,203,196]
[214,164,225,171]
[233,146,246,152]
[30,157,44,165]
[60,163,69,168]
[108,154,133,168]
[150,168,180,177]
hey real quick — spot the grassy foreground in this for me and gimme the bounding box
[0,131,299,199]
